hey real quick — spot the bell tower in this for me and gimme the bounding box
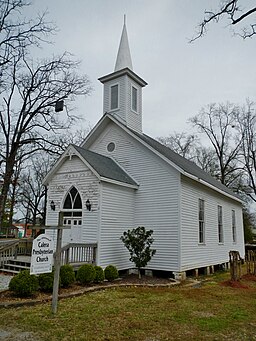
[98,16,147,133]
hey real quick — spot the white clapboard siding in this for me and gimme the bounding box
[103,76,126,124]
[125,77,142,133]
[180,176,244,271]
[98,182,135,269]
[45,155,99,247]
[90,122,180,271]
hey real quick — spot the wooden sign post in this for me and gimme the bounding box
[51,212,71,315]
[52,225,63,314]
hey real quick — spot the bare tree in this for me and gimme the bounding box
[18,153,51,227]
[0,0,55,68]
[194,146,219,177]
[235,100,256,202]
[189,102,243,187]
[0,52,91,228]
[191,1,256,41]
[157,132,198,160]
[157,131,226,179]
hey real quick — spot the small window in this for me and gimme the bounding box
[218,205,223,243]
[199,199,205,244]
[107,142,115,152]
[110,84,118,110]
[132,86,138,112]
[232,210,236,243]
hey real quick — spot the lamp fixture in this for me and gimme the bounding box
[50,200,56,211]
[86,199,91,211]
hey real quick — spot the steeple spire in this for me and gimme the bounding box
[114,15,133,72]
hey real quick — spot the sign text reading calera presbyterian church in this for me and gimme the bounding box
[30,234,54,275]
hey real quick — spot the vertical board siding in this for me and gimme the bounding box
[180,176,244,271]
[99,183,135,269]
[90,123,180,271]
[45,155,99,246]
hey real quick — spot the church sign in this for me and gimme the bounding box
[30,234,54,275]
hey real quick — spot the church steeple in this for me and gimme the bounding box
[114,15,133,72]
[98,18,147,133]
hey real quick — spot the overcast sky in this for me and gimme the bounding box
[30,0,255,138]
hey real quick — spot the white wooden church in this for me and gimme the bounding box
[43,21,245,279]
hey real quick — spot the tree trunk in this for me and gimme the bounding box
[0,155,16,230]
[138,268,141,279]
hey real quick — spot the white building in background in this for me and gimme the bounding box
[43,20,244,279]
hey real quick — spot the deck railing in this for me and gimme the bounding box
[0,240,19,267]
[17,238,33,256]
[58,243,97,269]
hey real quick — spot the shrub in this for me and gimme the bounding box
[9,270,39,297]
[60,264,75,288]
[38,271,55,292]
[76,264,96,285]
[104,265,119,282]
[120,226,156,278]
[94,266,105,283]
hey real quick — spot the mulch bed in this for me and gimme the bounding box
[220,280,249,289]
[220,274,256,289]
[0,274,177,307]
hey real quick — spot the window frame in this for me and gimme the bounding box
[110,83,119,111]
[198,198,205,244]
[131,85,138,113]
[62,187,83,218]
[218,205,224,244]
[232,209,237,243]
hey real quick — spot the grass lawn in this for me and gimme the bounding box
[1,271,256,341]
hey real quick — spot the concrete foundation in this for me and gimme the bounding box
[173,271,186,281]
[145,269,153,277]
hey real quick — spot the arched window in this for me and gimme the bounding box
[63,187,82,217]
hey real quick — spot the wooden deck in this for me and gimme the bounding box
[0,241,97,274]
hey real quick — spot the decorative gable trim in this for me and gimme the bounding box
[43,143,139,190]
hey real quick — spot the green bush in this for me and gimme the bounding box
[104,265,119,282]
[60,264,75,288]
[38,271,55,292]
[9,270,39,297]
[94,266,105,283]
[76,264,96,285]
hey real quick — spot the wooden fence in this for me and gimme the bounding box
[246,250,256,275]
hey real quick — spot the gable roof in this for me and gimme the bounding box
[132,132,239,199]
[43,143,138,189]
[71,145,138,188]
[81,113,241,202]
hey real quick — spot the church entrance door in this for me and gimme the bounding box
[62,187,83,244]
[70,218,82,243]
